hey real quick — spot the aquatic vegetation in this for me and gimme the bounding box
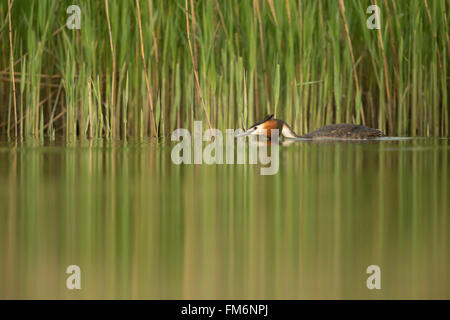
[0,0,448,141]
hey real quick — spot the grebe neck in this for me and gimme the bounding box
[281,122,300,138]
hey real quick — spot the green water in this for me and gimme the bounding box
[0,138,449,299]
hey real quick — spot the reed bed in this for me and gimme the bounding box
[0,0,448,141]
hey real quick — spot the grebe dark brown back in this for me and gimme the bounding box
[236,114,384,140]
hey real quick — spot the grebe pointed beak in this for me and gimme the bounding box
[235,128,255,138]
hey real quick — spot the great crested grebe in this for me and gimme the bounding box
[236,114,384,140]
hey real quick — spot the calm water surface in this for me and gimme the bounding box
[0,138,449,299]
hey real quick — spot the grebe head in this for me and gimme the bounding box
[235,114,278,137]
[235,114,298,139]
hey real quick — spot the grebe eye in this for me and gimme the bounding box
[254,126,258,130]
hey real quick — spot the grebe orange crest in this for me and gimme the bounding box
[236,115,385,140]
